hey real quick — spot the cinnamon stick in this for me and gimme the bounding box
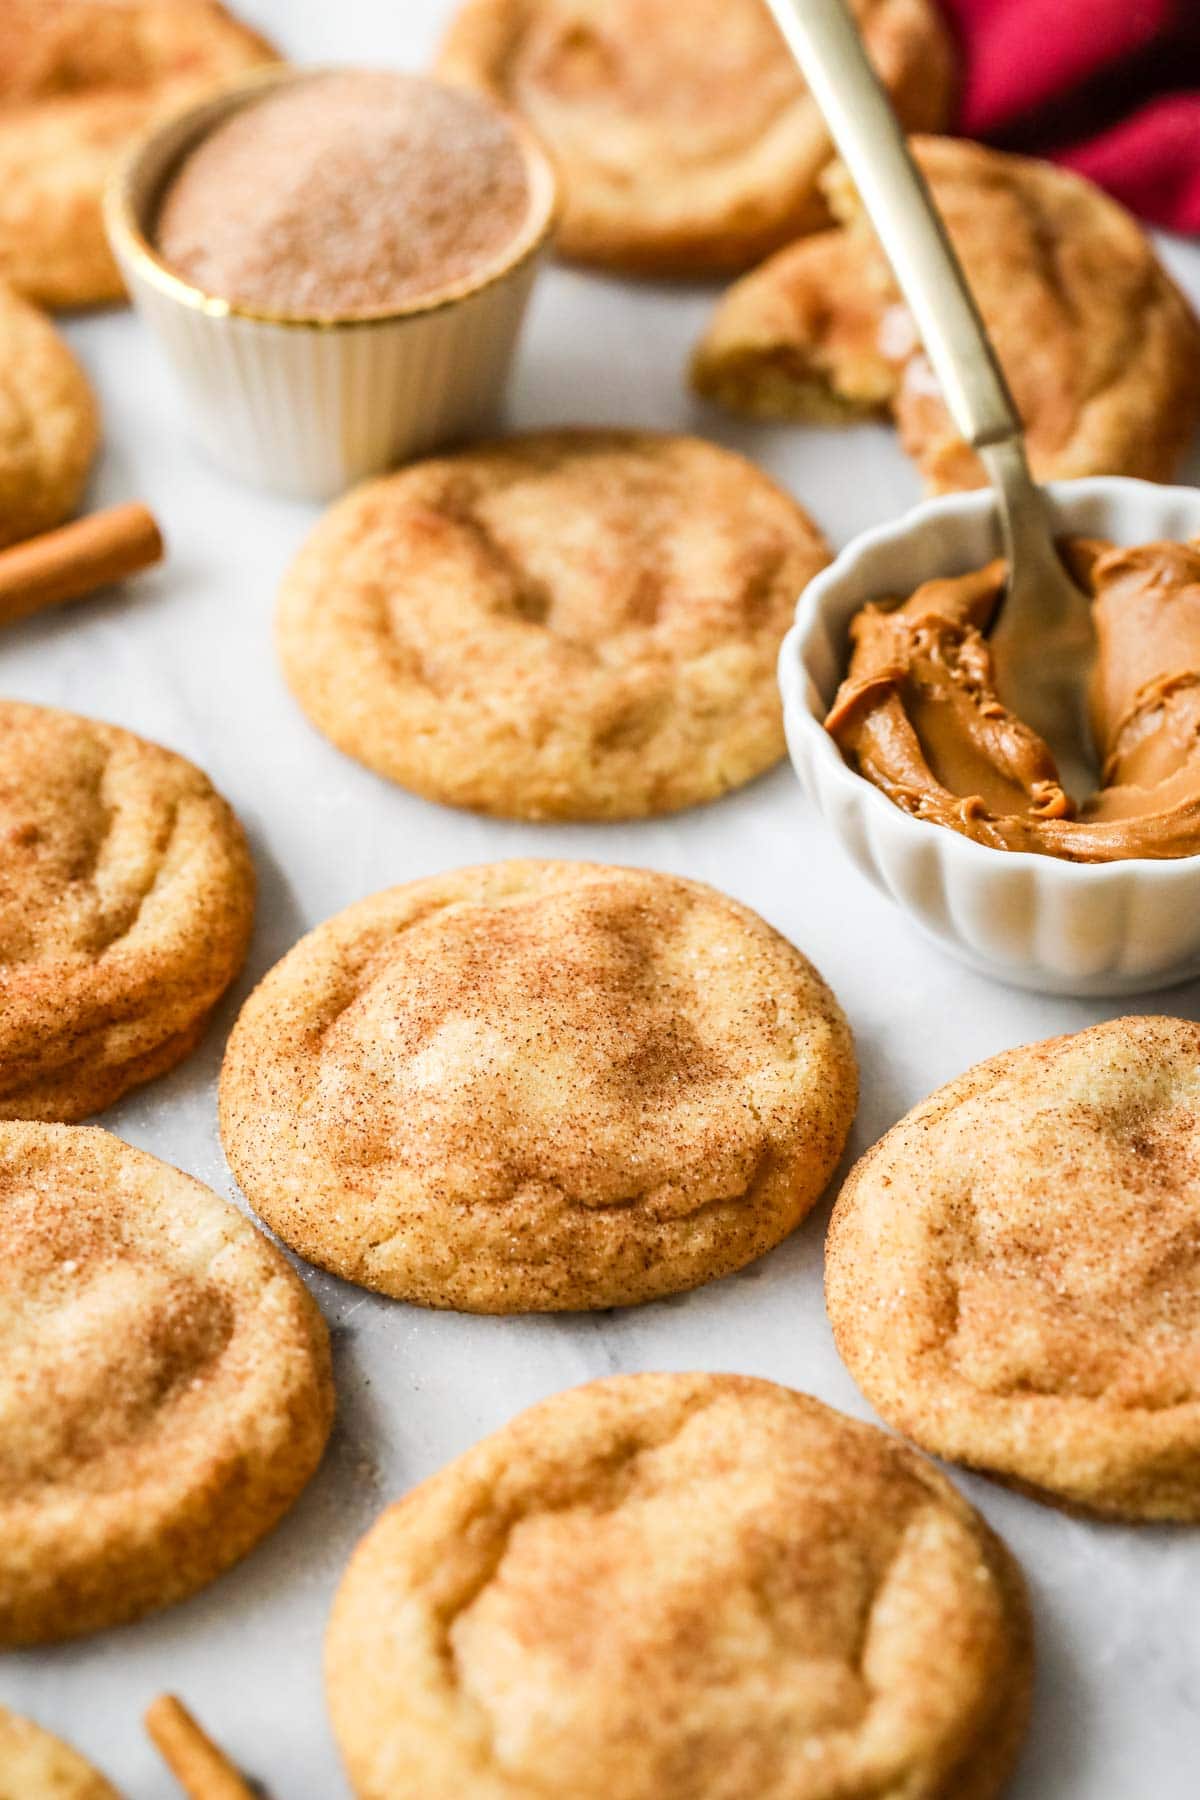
[0,502,163,627]
[144,1696,257,1800]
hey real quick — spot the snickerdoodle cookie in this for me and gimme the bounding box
[693,137,1200,492]
[827,1016,1200,1521]
[0,0,278,309]
[326,1373,1032,1800]
[0,1122,334,1645]
[0,282,98,547]
[219,863,856,1312]
[437,0,954,275]
[0,1708,119,1799]
[276,431,830,821]
[0,701,255,1123]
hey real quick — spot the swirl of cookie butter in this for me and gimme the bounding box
[825,538,1200,861]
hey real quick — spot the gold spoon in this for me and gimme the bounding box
[763,0,1097,800]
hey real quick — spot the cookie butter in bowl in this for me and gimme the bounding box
[782,479,1200,996]
[105,67,558,497]
[826,536,1200,861]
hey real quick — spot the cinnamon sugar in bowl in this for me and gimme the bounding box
[105,67,558,498]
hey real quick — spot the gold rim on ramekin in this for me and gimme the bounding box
[104,63,561,331]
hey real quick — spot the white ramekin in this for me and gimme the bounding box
[104,67,559,501]
[780,477,1200,996]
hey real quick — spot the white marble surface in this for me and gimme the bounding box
[5,3,1200,1793]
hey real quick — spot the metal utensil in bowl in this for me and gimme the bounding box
[763,0,1097,798]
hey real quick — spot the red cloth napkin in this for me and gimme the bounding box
[940,0,1200,233]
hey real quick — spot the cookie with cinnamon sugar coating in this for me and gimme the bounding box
[0,281,97,548]
[693,137,1200,492]
[0,0,278,308]
[0,701,254,1123]
[219,862,857,1312]
[827,1016,1200,1520]
[0,1123,333,1645]
[0,1708,119,1798]
[276,430,830,821]
[437,0,954,274]
[326,1373,1032,1800]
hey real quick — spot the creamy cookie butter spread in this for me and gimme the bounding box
[826,538,1200,861]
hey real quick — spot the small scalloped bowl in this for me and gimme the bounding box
[780,477,1200,996]
[105,66,559,501]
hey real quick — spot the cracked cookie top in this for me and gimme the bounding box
[0,1122,333,1644]
[0,0,278,308]
[827,1015,1200,1519]
[218,862,856,1312]
[692,137,1200,492]
[275,431,830,821]
[436,0,954,274]
[327,1372,1031,1800]
[0,701,255,1122]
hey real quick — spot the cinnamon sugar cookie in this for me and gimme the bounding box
[0,0,278,309]
[437,0,954,275]
[326,1373,1032,1800]
[0,282,98,547]
[0,1708,119,1799]
[693,137,1200,492]
[0,701,255,1123]
[827,1016,1200,1520]
[219,863,856,1312]
[0,1122,334,1645]
[276,431,830,821]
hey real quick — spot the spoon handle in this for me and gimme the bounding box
[762,0,1020,456]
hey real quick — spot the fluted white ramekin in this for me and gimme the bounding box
[781,477,1200,996]
[104,67,559,500]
